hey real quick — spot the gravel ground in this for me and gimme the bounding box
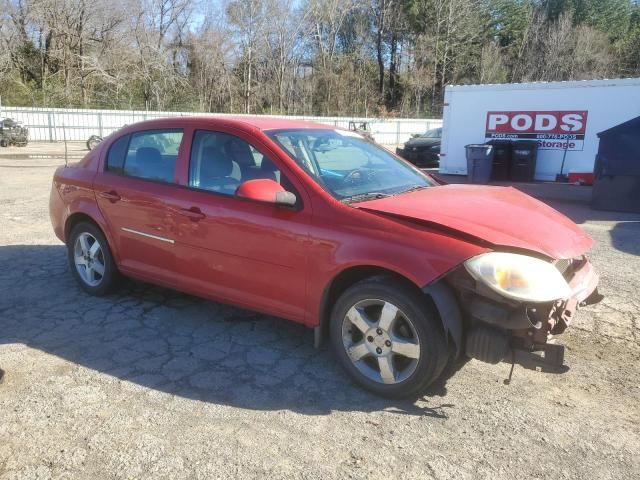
[0,145,639,479]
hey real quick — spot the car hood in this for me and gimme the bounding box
[355,185,592,259]
[405,137,440,148]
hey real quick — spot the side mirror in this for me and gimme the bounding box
[236,179,297,207]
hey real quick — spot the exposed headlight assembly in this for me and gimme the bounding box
[464,252,571,303]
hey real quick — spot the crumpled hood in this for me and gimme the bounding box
[356,184,592,259]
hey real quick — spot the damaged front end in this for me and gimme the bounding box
[446,254,602,372]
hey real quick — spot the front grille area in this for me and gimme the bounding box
[555,257,586,280]
[555,258,573,275]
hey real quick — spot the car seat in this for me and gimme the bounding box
[224,138,264,181]
[131,147,164,180]
[259,158,279,182]
[198,146,240,194]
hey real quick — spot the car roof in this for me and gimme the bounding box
[223,116,332,130]
[121,115,334,133]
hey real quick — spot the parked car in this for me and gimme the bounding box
[396,127,441,167]
[0,117,29,147]
[49,117,601,398]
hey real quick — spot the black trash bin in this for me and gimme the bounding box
[487,140,512,181]
[592,115,640,213]
[465,144,494,184]
[510,141,538,182]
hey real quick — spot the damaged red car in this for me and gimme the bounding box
[49,117,601,398]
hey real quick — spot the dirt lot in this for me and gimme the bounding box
[1,144,639,479]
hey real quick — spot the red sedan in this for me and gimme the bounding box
[49,116,601,398]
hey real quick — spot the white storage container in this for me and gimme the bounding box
[439,78,640,181]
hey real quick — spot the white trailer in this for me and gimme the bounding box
[439,78,640,181]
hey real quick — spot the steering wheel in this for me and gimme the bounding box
[343,168,366,185]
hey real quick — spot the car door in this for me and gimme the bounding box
[94,129,187,285]
[172,129,312,323]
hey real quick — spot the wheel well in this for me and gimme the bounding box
[64,213,99,243]
[316,265,424,347]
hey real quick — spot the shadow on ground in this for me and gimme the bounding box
[0,244,454,417]
[548,201,640,256]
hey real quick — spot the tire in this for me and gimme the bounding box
[87,135,102,151]
[330,275,449,399]
[0,139,7,148]
[67,222,119,295]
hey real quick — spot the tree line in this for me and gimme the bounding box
[1,0,639,117]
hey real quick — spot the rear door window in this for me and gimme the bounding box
[122,130,183,183]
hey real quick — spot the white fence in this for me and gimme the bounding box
[0,106,442,146]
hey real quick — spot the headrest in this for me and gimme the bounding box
[225,138,255,167]
[136,147,161,166]
[261,158,278,172]
[201,146,233,177]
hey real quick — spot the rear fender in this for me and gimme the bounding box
[63,190,120,264]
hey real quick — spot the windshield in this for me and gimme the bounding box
[267,128,434,202]
[421,128,441,138]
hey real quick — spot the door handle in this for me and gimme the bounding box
[99,190,121,203]
[179,207,205,221]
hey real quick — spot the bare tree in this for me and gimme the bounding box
[0,0,635,115]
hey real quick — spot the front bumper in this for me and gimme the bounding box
[451,257,602,371]
[550,258,601,335]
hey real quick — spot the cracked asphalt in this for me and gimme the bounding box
[1,145,639,479]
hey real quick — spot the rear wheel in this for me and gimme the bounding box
[330,276,449,399]
[67,222,119,295]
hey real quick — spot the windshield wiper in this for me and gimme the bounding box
[341,192,391,204]
[394,185,430,196]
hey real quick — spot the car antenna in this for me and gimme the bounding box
[62,122,68,166]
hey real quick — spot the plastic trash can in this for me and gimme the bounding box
[510,141,538,182]
[487,140,512,181]
[465,144,494,184]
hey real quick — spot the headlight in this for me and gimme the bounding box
[430,145,440,151]
[464,252,571,302]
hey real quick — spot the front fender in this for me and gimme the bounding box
[423,279,463,355]
[306,223,487,330]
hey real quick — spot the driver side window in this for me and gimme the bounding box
[189,130,286,196]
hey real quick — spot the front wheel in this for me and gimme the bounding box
[330,276,449,399]
[67,222,119,295]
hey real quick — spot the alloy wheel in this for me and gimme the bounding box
[73,232,106,287]
[341,299,421,385]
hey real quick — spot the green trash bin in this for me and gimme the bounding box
[465,144,494,184]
